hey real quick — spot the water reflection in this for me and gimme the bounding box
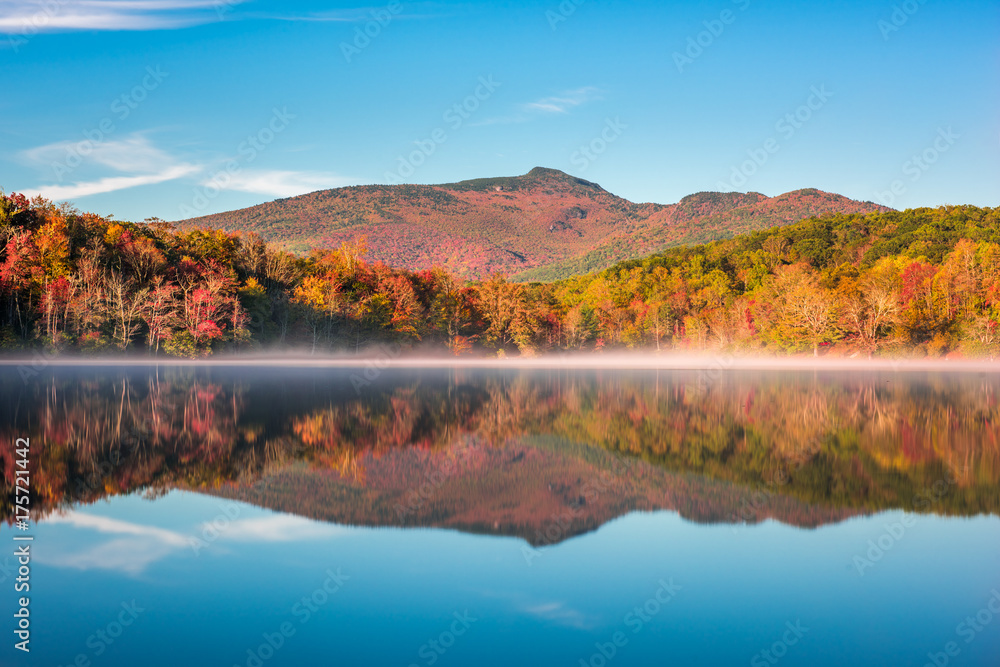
[2,366,998,539]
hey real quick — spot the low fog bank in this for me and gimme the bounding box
[2,349,1000,373]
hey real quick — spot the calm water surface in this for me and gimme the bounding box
[1,365,998,666]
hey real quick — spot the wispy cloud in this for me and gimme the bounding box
[24,164,201,199]
[471,86,604,127]
[38,509,351,574]
[0,1,449,32]
[24,134,177,173]
[46,511,190,546]
[217,169,357,197]
[477,589,600,630]
[522,87,604,114]
[21,134,353,202]
[21,134,200,199]
[520,601,598,630]
[206,515,350,542]
[0,0,246,33]
[467,114,531,128]
[40,512,190,574]
[43,536,184,574]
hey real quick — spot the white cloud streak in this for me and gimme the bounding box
[21,134,200,199]
[40,511,190,574]
[23,164,201,199]
[25,134,185,174]
[45,511,191,546]
[522,87,604,114]
[39,509,351,574]
[521,601,597,630]
[216,169,357,197]
[473,86,604,126]
[0,0,246,33]
[205,515,350,542]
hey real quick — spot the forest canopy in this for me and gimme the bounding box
[1,190,998,358]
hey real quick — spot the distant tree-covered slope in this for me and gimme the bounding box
[176,168,889,280]
[560,204,1000,357]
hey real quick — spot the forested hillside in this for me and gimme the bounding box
[1,189,998,358]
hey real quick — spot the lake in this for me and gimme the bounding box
[1,363,998,666]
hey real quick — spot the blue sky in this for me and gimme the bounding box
[0,0,997,222]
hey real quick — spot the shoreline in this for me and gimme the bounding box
[1,352,999,373]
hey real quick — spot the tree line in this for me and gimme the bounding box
[1,191,999,357]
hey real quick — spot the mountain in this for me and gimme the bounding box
[207,435,863,546]
[176,168,890,281]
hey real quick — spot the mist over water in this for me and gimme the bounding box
[5,351,1000,371]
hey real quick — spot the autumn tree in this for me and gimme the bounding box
[562,304,598,349]
[105,272,149,350]
[0,231,41,335]
[428,269,477,354]
[168,261,247,356]
[373,266,422,341]
[66,248,110,344]
[39,276,73,347]
[475,274,537,354]
[142,277,179,354]
[766,263,839,356]
[838,258,900,357]
[896,260,943,346]
[292,274,343,352]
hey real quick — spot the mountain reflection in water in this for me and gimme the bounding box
[2,365,997,542]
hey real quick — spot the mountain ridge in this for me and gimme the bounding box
[205,435,866,547]
[176,167,891,281]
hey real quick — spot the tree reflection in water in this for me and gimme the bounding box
[2,366,997,540]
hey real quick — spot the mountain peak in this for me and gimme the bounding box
[524,166,572,180]
[438,167,606,194]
